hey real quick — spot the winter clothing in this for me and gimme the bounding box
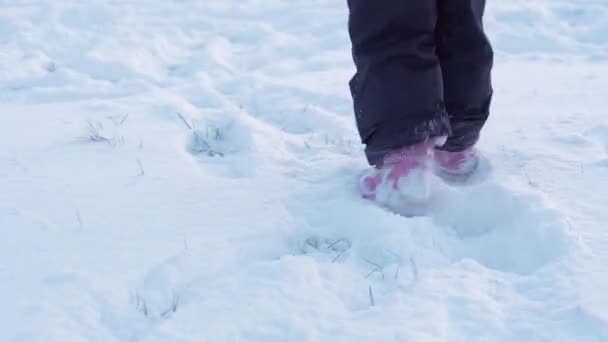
[347,0,494,166]
[359,137,445,205]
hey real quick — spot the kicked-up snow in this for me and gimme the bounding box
[1,0,608,341]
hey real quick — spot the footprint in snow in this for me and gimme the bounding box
[133,254,186,319]
[429,180,576,275]
[186,116,257,178]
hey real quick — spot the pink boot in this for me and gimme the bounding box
[433,148,479,179]
[359,139,443,206]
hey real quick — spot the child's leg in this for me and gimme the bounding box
[436,0,494,152]
[347,0,451,166]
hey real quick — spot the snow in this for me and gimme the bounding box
[1,0,607,341]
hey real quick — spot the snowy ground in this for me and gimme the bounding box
[1,1,608,341]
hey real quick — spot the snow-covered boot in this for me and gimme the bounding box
[433,148,479,179]
[359,139,443,206]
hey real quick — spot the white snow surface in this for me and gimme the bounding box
[1,1,608,341]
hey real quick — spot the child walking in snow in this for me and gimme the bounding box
[347,0,494,205]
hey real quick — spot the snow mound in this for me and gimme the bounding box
[431,180,574,274]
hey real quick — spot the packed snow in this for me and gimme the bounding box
[1,0,608,341]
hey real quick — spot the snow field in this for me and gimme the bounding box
[1,0,608,341]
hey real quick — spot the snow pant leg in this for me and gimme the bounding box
[347,0,451,166]
[436,0,494,152]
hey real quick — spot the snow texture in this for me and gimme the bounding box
[1,0,608,341]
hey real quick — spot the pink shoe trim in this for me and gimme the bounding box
[359,139,444,200]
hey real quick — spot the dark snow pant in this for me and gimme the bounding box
[347,0,494,166]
